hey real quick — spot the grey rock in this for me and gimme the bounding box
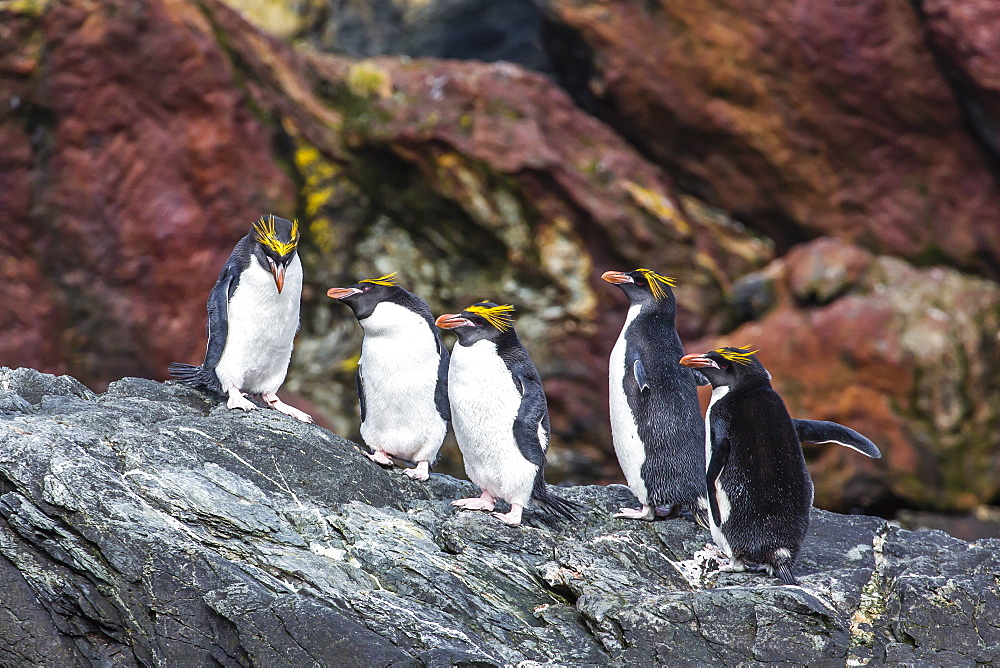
[0,366,996,666]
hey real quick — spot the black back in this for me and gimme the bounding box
[700,351,812,568]
[608,270,707,508]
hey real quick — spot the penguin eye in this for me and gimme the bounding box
[362,286,370,292]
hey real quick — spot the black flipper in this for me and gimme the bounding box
[794,419,881,459]
[706,433,731,528]
[633,359,650,393]
[433,336,451,423]
[356,365,367,422]
[203,262,237,371]
[512,371,548,466]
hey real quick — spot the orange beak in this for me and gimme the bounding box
[601,270,634,285]
[327,287,362,299]
[679,353,719,369]
[435,313,473,329]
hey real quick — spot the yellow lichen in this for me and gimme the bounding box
[346,62,393,100]
[622,181,690,236]
[293,144,344,255]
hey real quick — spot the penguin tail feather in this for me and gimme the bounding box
[168,362,202,384]
[534,486,583,521]
[773,562,797,586]
[168,363,222,394]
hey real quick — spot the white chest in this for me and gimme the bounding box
[608,304,648,502]
[357,302,446,456]
[705,384,733,550]
[215,255,301,392]
[448,339,538,505]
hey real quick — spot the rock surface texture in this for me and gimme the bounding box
[1,367,997,666]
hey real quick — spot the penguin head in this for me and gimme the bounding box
[601,268,677,307]
[251,215,300,294]
[326,273,405,320]
[679,346,770,389]
[435,301,516,345]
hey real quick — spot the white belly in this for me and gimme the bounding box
[609,305,647,504]
[215,255,302,394]
[706,385,732,556]
[357,302,446,461]
[449,339,539,507]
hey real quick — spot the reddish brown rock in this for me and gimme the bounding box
[696,238,1000,512]
[539,0,1000,275]
[923,0,1000,157]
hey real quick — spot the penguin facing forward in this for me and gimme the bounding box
[602,268,707,521]
[435,301,578,526]
[170,215,311,422]
[327,273,449,480]
[679,346,881,585]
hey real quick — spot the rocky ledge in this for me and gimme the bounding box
[0,367,997,666]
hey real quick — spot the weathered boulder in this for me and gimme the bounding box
[1,366,998,665]
[695,237,1000,513]
[537,0,1000,276]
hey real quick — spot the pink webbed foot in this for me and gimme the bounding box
[227,388,258,412]
[366,449,394,467]
[403,461,430,481]
[491,503,523,526]
[452,491,496,512]
[262,393,313,423]
[614,504,655,520]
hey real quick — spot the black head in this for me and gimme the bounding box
[679,346,770,389]
[327,273,406,321]
[601,268,678,307]
[435,300,517,346]
[250,214,300,293]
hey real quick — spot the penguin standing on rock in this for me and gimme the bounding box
[680,346,881,585]
[170,215,312,423]
[327,273,449,480]
[435,301,578,526]
[602,268,707,521]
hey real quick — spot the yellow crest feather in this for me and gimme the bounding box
[634,268,678,300]
[714,345,759,366]
[359,272,399,287]
[465,302,516,332]
[253,214,299,256]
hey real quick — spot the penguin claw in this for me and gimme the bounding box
[614,505,655,520]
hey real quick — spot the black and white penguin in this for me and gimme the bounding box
[435,301,578,526]
[169,215,312,422]
[327,273,450,480]
[602,268,707,521]
[679,346,881,585]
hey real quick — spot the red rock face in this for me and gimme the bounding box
[540,0,1000,275]
[1,0,294,387]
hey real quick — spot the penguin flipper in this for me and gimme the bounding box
[794,419,881,459]
[706,435,731,528]
[203,262,238,370]
[434,344,451,423]
[356,365,367,422]
[512,373,548,467]
[633,359,650,393]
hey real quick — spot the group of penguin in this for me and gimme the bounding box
[171,215,882,585]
